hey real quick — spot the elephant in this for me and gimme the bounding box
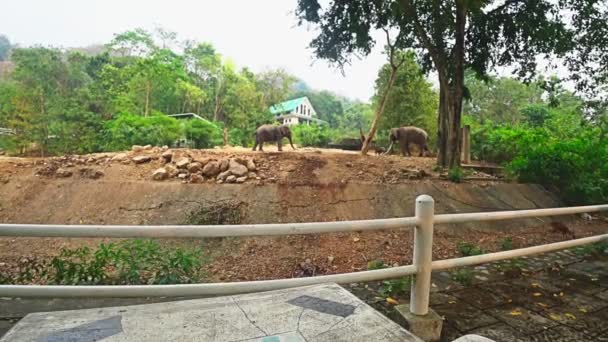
[252,124,295,152]
[386,126,429,157]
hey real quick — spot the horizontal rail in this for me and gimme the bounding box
[434,204,608,225]
[0,265,417,298]
[432,233,608,270]
[0,217,419,238]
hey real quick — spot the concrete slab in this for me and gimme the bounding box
[1,283,422,342]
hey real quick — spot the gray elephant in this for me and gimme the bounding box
[252,124,295,152]
[386,126,429,157]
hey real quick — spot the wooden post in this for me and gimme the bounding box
[461,125,471,164]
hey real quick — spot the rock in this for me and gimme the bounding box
[226,175,237,183]
[178,173,188,180]
[248,172,257,179]
[216,179,224,184]
[143,144,153,150]
[285,165,296,172]
[165,164,179,178]
[161,145,169,150]
[132,155,152,164]
[161,150,173,163]
[79,168,104,179]
[229,159,248,177]
[131,145,144,152]
[219,159,229,172]
[187,162,202,173]
[175,158,191,169]
[236,176,247,183]
[217,170,231,181]
[327,256,335,264]
[111,153,128,161]
[246,159,256,171]
[55,168,73,177]
[152,168,168,181]
[346,162,353,167]
[202,161,221,177]
[190,174,204,184]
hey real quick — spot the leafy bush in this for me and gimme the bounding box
[367,259,387,270]
[182,119,222,148]
[227,127,252,147]
[451,268,473,286]
[379,277,411,297]
[499,237,513,251]
[457,242,485,257]
[104,113,182,150]
[5,240,205,285]
[292,124,331,147]
[447,167,464,183]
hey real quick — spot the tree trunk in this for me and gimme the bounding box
[144,82,151,117]
[361,65,399,155]
[437,85,449,167]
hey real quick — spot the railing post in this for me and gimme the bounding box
[410,194,435,316]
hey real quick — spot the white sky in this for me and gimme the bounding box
[0,0,388,101]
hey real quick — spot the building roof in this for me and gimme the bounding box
[269,97,308,115]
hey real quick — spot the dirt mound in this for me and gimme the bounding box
[2,146,599,284]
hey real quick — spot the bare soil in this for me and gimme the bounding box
[0,147,606,284]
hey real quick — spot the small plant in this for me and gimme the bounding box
[499,237,514,251]
[451,268,474,286]
[367,259,387,270]
[495,258,527,273]
[457,242,485,257]
[379,277,412,297]
[447,167,464,183]
[573,241,608,257]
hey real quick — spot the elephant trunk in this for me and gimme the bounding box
[288,135,296,150]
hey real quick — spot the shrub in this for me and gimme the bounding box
[451,268,473,286]
[103,113,182,150]
[182,119,222,148]
[379,277,411,297]
[457,242,485,257]
[499,237,514,251]
[367,259,387,270]
[6,240,205,285]
[447,167,464,183]
[292,124,331,147]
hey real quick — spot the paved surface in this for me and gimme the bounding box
[350,249,608,342]
[1,283,421,342]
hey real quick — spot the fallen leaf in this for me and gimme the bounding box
[564,313,576,320]
[510,310,523,316]
[533,292,542,297]
[531,283,541,288]
[353,237,360,242]
[559,292,564,297]
[448,300,457,304]
[536,302,548,308]
[591,278,598,282]
[549,314,561,321]
[386,297,399,305]
[578,308,587,313]
[507,299,513,303]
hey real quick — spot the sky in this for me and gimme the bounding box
[0,0,389,101]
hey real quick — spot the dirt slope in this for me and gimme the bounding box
[1,147,605,282]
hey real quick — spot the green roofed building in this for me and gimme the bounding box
[269,96,327,126]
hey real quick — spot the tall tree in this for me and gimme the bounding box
[296,0,600,168]
[0,35,11,61]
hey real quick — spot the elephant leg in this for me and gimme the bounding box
[405,141,411,156]
[277,139,283,152]
[419,144,424,157]
[252,139,258,151]
[259,141,264,152]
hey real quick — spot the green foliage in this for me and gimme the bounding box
[573,241,608,257]
[379,277,411,297]
[457,242,485,257]
[447,167,464,183]
[451,269,473,286]
[292,124,331,147]
[0,35,11,61]
[367,259,387,270]
[373,50,438,147]
[104,113,182,150]
[2,240,204,285]
[499,237,513,251]
[182,119,222,148]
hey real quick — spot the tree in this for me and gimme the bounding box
[0,35,11,61]
[373,50,438,146]
[107,28,156,58]
[255,68,297,107]
[296,0,600,168]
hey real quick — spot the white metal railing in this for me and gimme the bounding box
[1,195,607,317]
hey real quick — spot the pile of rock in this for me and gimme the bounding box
[382,168,428,183]
[152,152,261,184]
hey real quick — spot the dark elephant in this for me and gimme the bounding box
[386,126,429,157]
[252,124,295,152]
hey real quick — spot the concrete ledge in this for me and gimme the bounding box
[452,335,496,342]
[391,304,443,342]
